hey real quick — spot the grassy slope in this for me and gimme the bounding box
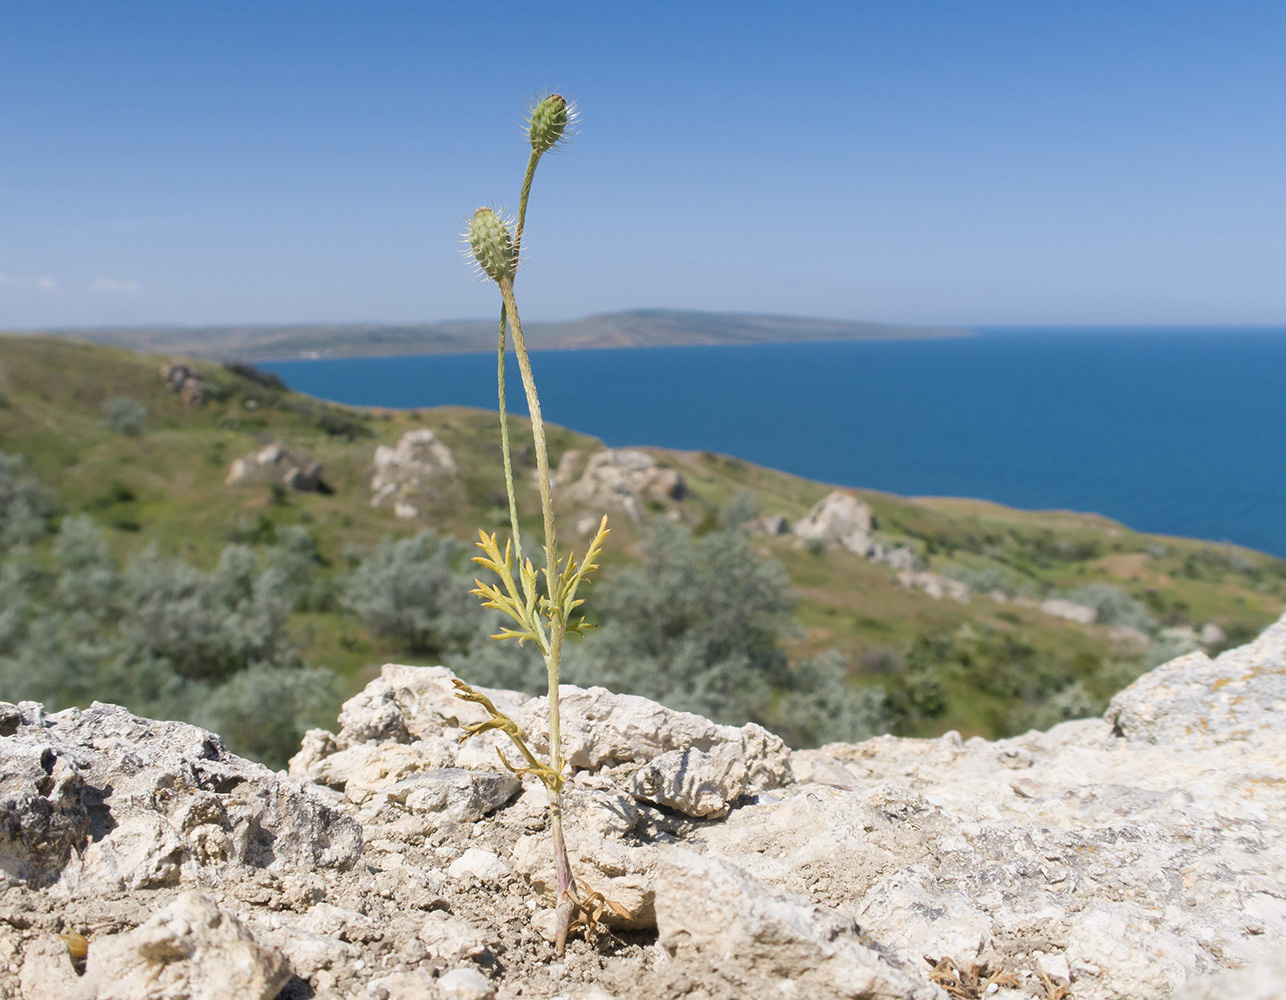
[2,334,1282,736]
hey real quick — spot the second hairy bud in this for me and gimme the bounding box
[468,207,516,284]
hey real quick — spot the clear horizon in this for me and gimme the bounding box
[3,2,1284,330]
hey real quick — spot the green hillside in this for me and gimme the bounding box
[2,333,1282,763]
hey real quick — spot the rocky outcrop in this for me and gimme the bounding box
[225,441,328,492]
[558,448,685,523]
[792,489,874,555]
[370,429,459,519]
[0,701,361,893]
[159,361,207,407]
[4,615,1286,999]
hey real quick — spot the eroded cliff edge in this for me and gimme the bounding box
[3,611,1285,1000]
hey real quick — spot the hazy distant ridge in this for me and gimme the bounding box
[28,310,967,361]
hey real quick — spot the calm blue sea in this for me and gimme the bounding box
[261,328,1286,558]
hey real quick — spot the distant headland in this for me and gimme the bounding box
[23,309,969,361]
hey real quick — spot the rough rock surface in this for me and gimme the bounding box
[558,449,685,523]
[0,701,361,893]
[793,489,875,555]
[4,613,1286,999]
[225,441,328,492]
[159,361,207,407]
[370,429,460,519]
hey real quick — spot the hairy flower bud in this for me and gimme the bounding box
[467,207,515,283]
[527,93,574,155]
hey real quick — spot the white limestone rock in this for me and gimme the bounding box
[792,489,874,555]
[654,848,944,1000]
[447,847,510,884]
[1173,950,1286,1000]
[1041,597,1098,624]
[438,967,496,1000]
[417,910,492,961]
[370,429,460,518]
[0,701,361,892]
[1106,613,1286,745]
[628,742,763,819]
[78,892,290,1000]
[225,441,326,492]
[896,569,971,603]
[559,448,684,523]
[513,684,794,794]
[12,612,1286,1000]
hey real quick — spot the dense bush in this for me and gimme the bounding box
[562,515,795,725]
[0,450,54,550]
[1065,583,1154,632]
[0,515,338,768]
[940,560,1032,597]
[769,651,894,748]
[102,396,148,436]
[341,530,480,656]
[223,361,287,392]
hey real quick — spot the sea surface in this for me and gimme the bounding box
[261,328,1286,558]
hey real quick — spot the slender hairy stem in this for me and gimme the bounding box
[498,272,577,951]
[497,277,558,611]
[513,149,540,263]
[495,303,523,562]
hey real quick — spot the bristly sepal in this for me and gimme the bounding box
[465,207,516,284]
[526,92,576,155]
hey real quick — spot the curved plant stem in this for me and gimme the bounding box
[513,149,540,262]
[498,272,578,952]
[495,303,523,563]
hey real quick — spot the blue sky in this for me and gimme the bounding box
[2,1,1283,328]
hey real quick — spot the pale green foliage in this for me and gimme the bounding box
[120,543,296,683]
[1010,678,1098,732]
[102,396,148,436]
[195,664,341,767]
[770,651,895,748]
[0,450,54,551]
[564,513,794,725]
[0,515,337,767]
[262,524,330,611]
[446,617,547,692]
[941,560,1030,597]
[1066,582,1155,632]
[341,531,480,656]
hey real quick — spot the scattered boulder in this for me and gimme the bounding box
[747,513,790,536]
[873,544,920,572]
[225,441,328,492]
[558,448,685,523]
[896,569,971,603]
[159,361,207,407]
[1040,596,1098,624]
[1106,623,1152,650]
[792,489,874,555]
[370,429,459,519]
[1200,621,1228,647]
